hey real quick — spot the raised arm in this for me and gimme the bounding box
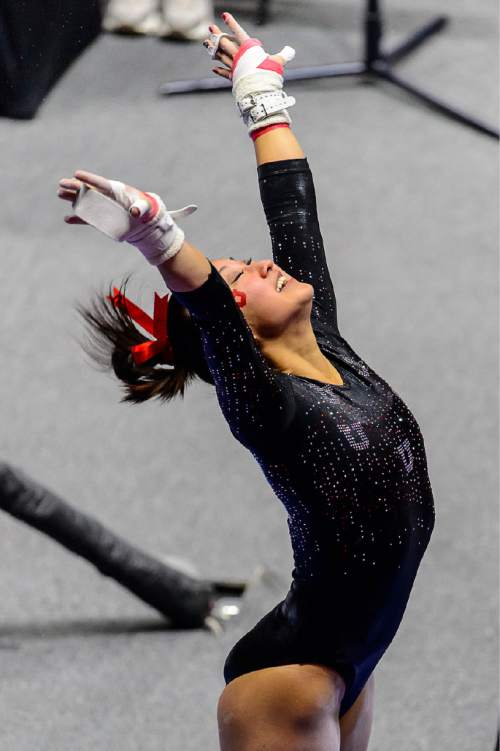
[59,170,213,294]
[57,170,295,445]
[208,13,340,337]
[253,122,304,166]
[257,157,340,336]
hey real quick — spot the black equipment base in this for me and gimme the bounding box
[158,1,499,140]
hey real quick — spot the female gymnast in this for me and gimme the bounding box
[58,12,435,750]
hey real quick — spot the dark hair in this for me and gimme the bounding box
[78,278,214,404]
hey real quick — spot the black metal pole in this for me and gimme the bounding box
[158,1,499,140]
[384,15,448,65]
[365,0,382,67]
[256,0,270,26]
[0,461,245,628]
[376,65,500,139]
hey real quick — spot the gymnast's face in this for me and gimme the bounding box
[212,257,314,339]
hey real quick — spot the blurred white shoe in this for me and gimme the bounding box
[103,0,170,36]
[162,0,214,41]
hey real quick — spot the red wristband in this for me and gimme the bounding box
[250,123,290,141]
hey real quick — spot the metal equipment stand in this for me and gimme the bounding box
[0,461,247,629]
[256,0,270,26]
[159,0,499,140]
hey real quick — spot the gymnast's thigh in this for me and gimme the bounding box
[339,673,375,751]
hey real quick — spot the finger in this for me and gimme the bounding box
[216,50,233,68]
[217,34,238,57]
[57,189,78,202]
[73,170,113,196]
[212,66,232,80]
[129,197,151,218]
[204,31,237,59]
[64,216,87,225]
[221,12,249,43]
[59,177,82,191]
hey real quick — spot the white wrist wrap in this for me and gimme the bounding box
[73,183,197,266]
[231,40,296,133]
[238,89,295,126]
[122,194,188,265]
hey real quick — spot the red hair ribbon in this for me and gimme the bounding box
[109,288,174,365]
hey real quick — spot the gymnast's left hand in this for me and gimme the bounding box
[204,12,293,81]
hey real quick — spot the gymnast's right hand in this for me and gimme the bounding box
[57,170,196,266]
[58,170,156,224]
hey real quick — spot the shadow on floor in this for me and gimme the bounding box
[0,616,184,644]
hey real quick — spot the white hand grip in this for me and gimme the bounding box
[73,185,132,240]
[170,205,198,219]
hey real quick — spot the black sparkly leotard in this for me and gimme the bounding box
[173,158,435,717]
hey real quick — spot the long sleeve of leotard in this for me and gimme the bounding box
[172,263,296,448]
[258,158,340,339]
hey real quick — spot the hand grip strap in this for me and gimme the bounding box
[73,185,197,266]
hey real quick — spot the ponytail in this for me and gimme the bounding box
[78,279,214,404]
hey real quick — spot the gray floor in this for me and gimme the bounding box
[0,2,498,749]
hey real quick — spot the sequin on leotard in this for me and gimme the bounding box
[173,159,435,711]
